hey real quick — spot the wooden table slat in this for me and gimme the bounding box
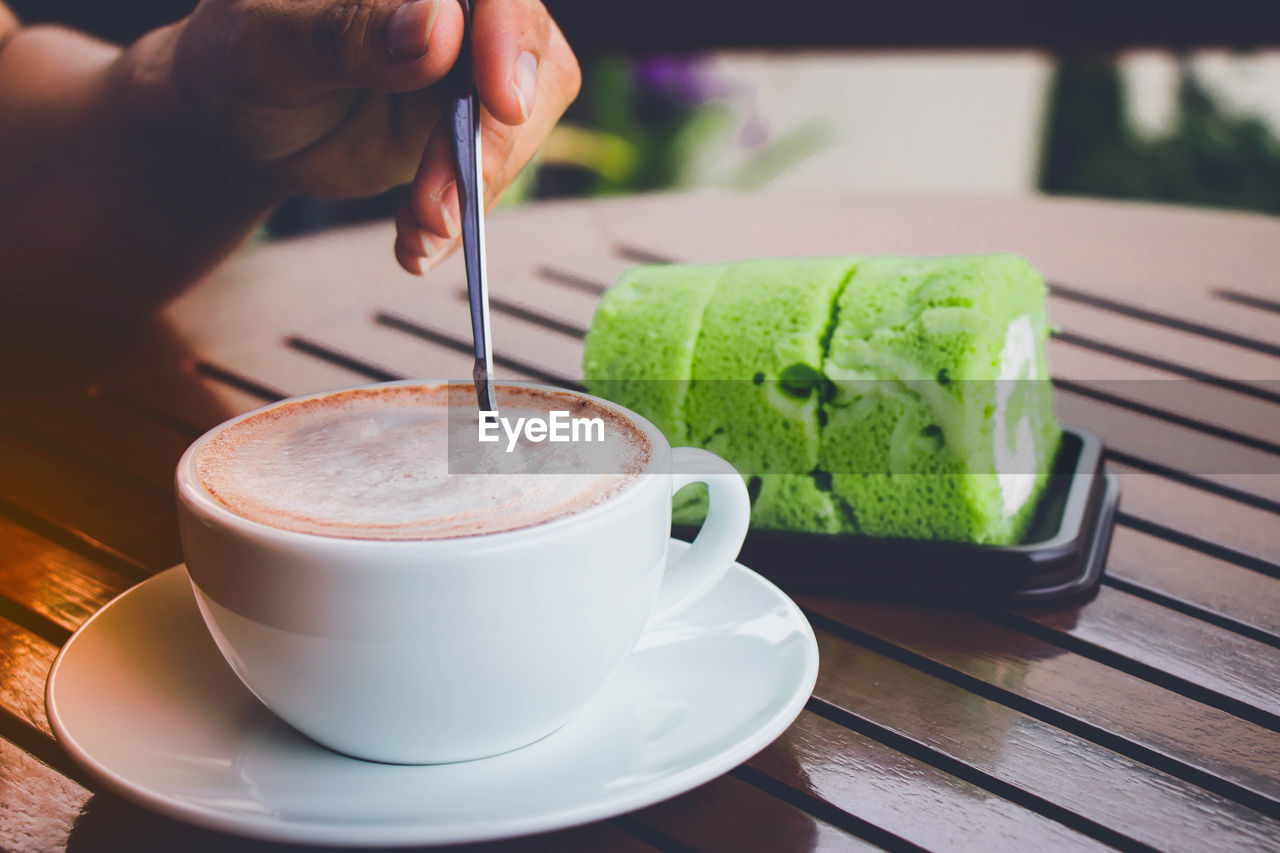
[1012,585,1280,723]
[1046,285,1280,364]
[1107,463,1280,565]
[104,367,276,437]
[374,310,577,386]
[630,772,881,853]
[303,318,549,386]
[1215,289,1280,318]
[304,319,497,383]
[1046,337,1280,448]
[58,793,662,853]
[201,346,384,401]
[0,736,89,853]
[801,596,1280,809]
[1045,295,1280,382]
[4,392,198,498]
[1105,526,1280,642]
[0,516,131,637]
[376,290,584,384]
[0,615,59,737]
[747,710,1109,851]
[810,630,1280,852]
[0,434,181,573]
[1054,389,1280,502]
[1050,328,1280,407]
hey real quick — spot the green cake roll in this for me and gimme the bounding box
[581,262,726,441]
[685,257,858,532]
[821,255,1060,543]
[582,253,1062,545]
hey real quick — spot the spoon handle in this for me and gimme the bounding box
[448,0,496,412]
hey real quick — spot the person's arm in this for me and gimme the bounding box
[0,15,285,315]
[0,1,579,317]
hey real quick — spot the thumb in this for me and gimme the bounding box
[304,0,465,92]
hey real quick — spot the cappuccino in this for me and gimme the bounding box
[193,384,651,540]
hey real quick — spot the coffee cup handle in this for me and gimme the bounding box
[647,447,751,627]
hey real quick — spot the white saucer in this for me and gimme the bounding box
[46,540,818,847]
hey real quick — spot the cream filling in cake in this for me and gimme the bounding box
[994,315,1039,518]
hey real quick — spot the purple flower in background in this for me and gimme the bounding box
[633,55,730,106]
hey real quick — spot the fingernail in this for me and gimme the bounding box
[388,0,440,60]
[425,235,460,270]
[438,182,460,239]
[512,51,538,121]
[420,230,444,261]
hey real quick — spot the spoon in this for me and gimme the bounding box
[447,0,496,413]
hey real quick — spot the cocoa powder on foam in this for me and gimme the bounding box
[193,384,651,540]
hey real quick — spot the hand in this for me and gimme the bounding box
[161,0,580,273]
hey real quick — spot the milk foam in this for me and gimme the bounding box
[194,385,650,540]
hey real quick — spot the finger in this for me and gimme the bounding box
[395,238,423,276]
[395,201,425,274]
[401,14,575,271]
[252,0,467,96]
[407,20,578,237]
[482,21,580,199]
[408,130,462,242]
[408,108,518,239]
[471,0,553,125]
[396,197,458,272]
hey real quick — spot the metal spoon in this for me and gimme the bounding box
[448,0,496,413]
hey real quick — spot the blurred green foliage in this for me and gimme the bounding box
[535,56,731,196]
[1041,56,1280,214]
[540,56,830,197]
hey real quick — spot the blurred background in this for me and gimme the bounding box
[13,1,1280,232]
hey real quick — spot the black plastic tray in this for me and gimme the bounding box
[676,426,1119,604]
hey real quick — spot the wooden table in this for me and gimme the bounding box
[3,192,1279,852]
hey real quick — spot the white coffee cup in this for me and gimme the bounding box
[175,382,750,764]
